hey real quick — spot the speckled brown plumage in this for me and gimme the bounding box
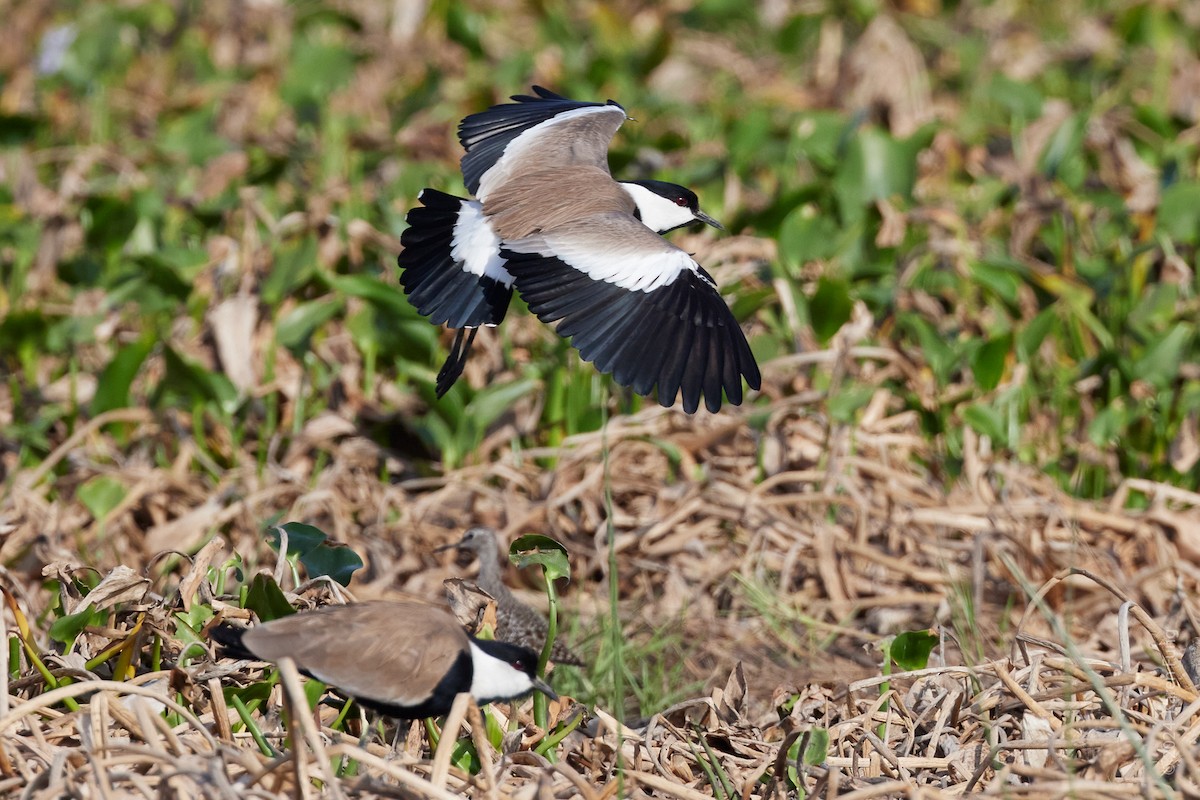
[441,527,585,667]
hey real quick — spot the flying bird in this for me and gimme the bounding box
[398,86,760,413]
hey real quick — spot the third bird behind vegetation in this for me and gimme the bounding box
[439,527,585,667]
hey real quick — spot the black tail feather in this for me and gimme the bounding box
[435,328,479,397]
[210,622,256,660]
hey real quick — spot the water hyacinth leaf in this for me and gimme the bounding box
[889,630,939,671]
[268,522,329,556]
[268,523,364,587]
[77,475,127,520]
[510,534,571,583]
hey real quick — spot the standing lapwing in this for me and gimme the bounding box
[438,527,584,667]
[210,600,555,719]
[398,86,760,413]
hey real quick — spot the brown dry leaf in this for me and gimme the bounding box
[71,565,150,615]
[1171,413,1200,474]
[443,578,499,636]
[143,497,223,554]
[843,14,932,136]
[195,151,249,202]
[208,294,260,393]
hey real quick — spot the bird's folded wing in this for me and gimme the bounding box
[459,86,627,198]
[503,216,761,413]
[241,603,468,707]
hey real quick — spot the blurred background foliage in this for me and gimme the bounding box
[0,0,1198,498]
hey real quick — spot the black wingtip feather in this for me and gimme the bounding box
[505,251,759,414]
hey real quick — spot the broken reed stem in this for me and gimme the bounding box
[430,691,470,789]
[276,656,345,800]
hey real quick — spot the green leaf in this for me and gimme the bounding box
[794,111,848,170]
[786,727,830,788]
[963,403,1007,446]
[262,236,319,307]
[268,523,364,587]
[778,206,839,270]
[986,74,1044,121]
[808,277,852,342]
[1134,325,1191,389]
[49,604,102,647]
[276,298,342,354]
[77,475,127,520]
[152,347,240,414]
[300,542,363,587]
[281,39,356,108]
[827,385,874,424]
[1159,182,1200,245]
[509,534,571,583]
[889,630,938,671]
[93,337,154,415]
[972,333,1012,391]
[244,574,295,622]
[268,522,329,556]
[833,127,922,221]
[303,676,327,711]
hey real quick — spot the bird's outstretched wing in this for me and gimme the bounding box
[459,86,627,199]
[503,214,760,413]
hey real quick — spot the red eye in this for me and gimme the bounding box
[675,198,688,206]
[511,660,524,670]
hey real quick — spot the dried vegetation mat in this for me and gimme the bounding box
[4,377,1200,798]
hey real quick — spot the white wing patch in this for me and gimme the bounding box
[507,230,696,293]
[476,105,627,202]
[451,201,513,285]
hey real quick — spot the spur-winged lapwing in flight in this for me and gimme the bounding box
[210,600,556,719]
[438,527,584,667]
[398,86,761,413]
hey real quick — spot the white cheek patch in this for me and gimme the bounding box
[468,643,535,703]
[618,183,698,234]
[452,202,514,286]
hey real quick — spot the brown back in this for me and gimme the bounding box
[241,601,470,706]
[484,166,636,241]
